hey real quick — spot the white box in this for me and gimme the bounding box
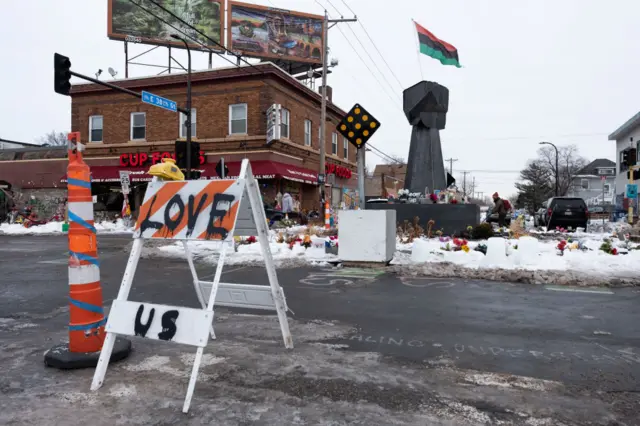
[338,210,396,263]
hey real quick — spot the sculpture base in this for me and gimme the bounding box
[367,203,480,236]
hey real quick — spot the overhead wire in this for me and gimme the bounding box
[340,0,405,91]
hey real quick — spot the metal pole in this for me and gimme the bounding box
[168,46,171,74]
[602,176,605,227]
[208,52,213,69]
[358,148,366,210]
[629,166,634,224]
[186,45,192,179]
[319,10,329,212]
[221,157,225,179]
[124,41,128,79]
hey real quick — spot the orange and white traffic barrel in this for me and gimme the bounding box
[324,201,330,229]
[66,132,106,353]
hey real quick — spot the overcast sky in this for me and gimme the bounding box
[1,0,639,197]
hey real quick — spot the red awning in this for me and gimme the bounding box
[60,160,319,185]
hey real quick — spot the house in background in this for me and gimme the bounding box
[365,163,407,199]
[0,138,41,150]
[608,110,640,199]
[567,159,616,209]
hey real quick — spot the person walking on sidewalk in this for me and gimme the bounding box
[492,192,507,227]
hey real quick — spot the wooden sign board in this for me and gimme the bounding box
[91,159,292,414]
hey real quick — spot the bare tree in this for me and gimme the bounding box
[538,144,588,196]
[39,131,68,146]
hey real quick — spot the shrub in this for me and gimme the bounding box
[471,223,494,240]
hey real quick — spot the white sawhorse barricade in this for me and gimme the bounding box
[91,159,293,413]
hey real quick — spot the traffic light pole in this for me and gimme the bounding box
[357,148,365,210]
[319,12,357,214]
[629,165,635,225]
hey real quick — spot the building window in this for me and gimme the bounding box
[280,108,290,139]
[179,108,197,138]
[332,133,338,155]
[89,115,103,142]
[130,112,146,140]
[581,179,589,190]
[229,103,247,134]
[343,137,348,158]
[304,119,312,146]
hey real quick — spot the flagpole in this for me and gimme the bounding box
[411,18,425,81]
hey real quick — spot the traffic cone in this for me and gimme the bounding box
[45,132,131,369]
[324,201,330,229]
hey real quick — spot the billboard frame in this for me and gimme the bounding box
[107,0,225,53]
[227,1,325,66]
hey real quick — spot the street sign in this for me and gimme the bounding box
[141,90,177,113]
[119,170,130,194]
[336,103,381,149]
[318,173,326,184]
[626,184,638,199]
[266,104,281,145]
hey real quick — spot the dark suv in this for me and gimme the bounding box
[542,197,589,231]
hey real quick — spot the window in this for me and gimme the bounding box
[89,115,103,142]
[304,119,312,146]
[332,133,338,155]
[343,137,348,158]
[229,103,247,134]
[179,108,197,138]
[580,179,589,190]
[280,108,290,139]
[130,112,146,140]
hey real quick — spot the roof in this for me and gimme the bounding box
[70,61,348,118]
[0,138,42,147]
[608,110,640,141]
[372,163,407,177]
[575,158,615,176]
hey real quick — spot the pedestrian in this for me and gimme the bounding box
[492,192,507,227]
[282,192,293,213]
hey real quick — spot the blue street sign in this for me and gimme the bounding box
[141,90,177,113]
[626,184,638,199]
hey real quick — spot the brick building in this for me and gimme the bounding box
[0,62,358,216]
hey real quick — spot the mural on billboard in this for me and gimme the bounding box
[228,1,324,64]
[108,0,223,51]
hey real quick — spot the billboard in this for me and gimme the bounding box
[108,0,223,52]
[227,1,324,65]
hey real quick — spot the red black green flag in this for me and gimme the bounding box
[414,21,461,68]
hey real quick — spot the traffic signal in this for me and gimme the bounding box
[629,148,638,167]
[627,169,640,181]
[174,140,200,175]
[54,53,72,96]
[336,103,381,149]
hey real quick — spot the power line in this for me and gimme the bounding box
[341,0,405,91]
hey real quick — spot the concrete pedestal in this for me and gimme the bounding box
[338,210,396,264]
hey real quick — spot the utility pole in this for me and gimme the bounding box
[461,171,470,197]
[471,176,476,200]
[445,158,458,175]
[319,10,357,212]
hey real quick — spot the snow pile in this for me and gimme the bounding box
[398,234,640,285]
[0,219,133,235]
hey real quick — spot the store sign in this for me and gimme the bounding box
[119,151,205,167]
[325,164,352,179]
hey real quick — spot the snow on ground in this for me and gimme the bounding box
[0,219,132,235]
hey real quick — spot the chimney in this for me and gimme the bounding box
[319,85,333,101]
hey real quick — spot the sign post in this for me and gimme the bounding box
[90,159,293,413]
[336,103,381,210]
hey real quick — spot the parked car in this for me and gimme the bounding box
[485,207,512,226]
[541,197,589,231]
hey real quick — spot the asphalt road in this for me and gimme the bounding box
[2,234,638,389]
[1,234,639,424]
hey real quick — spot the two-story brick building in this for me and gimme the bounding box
[0,62,357,216]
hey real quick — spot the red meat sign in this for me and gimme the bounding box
[325,164,352,179]
[119,151,205,167]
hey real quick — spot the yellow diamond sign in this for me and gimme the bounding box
[336,103,380,149]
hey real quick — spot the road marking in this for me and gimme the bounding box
[38,259,68,265]
[545,286,613,294]
[322,268,385,278]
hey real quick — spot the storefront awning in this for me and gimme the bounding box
[60,160,319,185]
